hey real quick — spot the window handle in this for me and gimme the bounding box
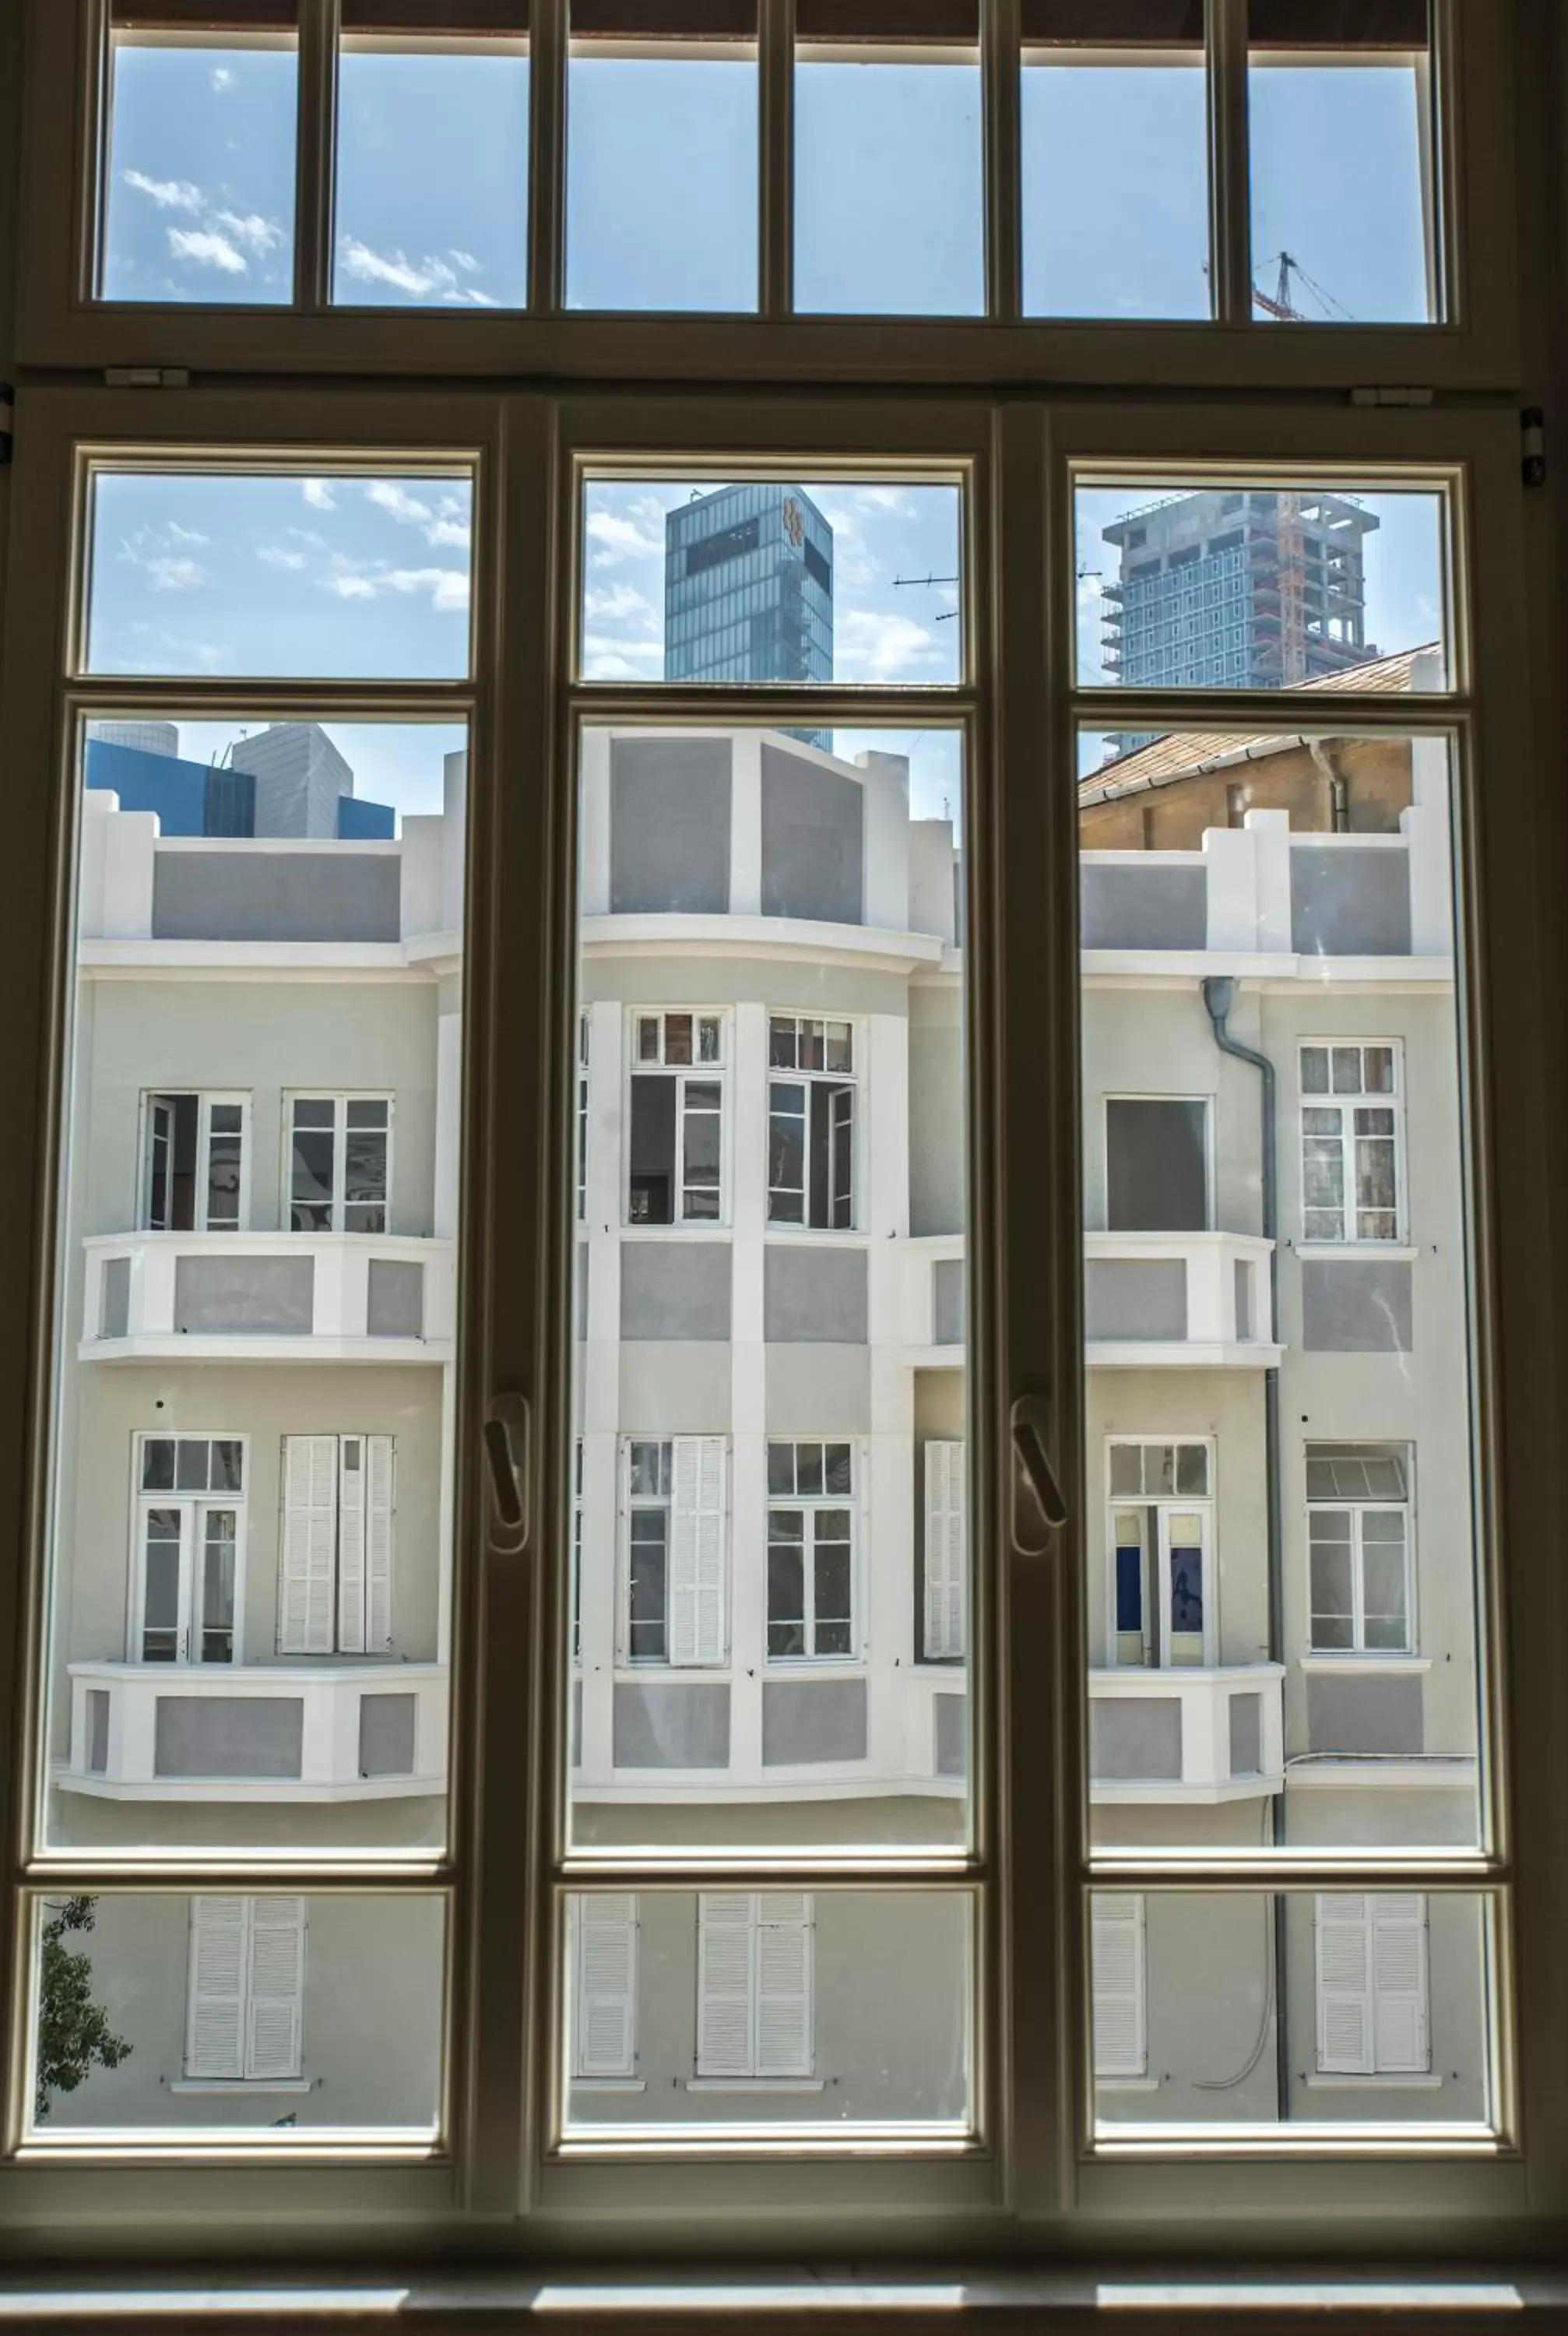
[484,1392,531,1556]
[1011,1395,1068,1554]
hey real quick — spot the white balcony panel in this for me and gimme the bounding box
[80,1232,455,1363]
[61,1661,448,1801]
[1089,1663,1285,1803]
[1085,1231,1279,1367]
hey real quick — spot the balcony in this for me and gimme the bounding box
[60,1661,448,1801]
[1085,1231,1278,1367]
[1089,1663,1285,1803]
[80,1232,455,1363]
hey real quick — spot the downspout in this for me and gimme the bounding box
[1201,975,1290,2123]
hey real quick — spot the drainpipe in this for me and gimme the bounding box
[1201,975,1290,2123]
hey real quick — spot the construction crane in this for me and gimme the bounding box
[1253,250,1356,324]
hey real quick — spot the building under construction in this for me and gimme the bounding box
[1100,487,1381,693]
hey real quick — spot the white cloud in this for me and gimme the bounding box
[214,209,283,255]
[318,558,469,613]
[449,249,480,272]
[301,480,336,512]
[585,582,657,624]
[441,285,497,307]
[585,504,665,568]
[835,609,944,681]
[324,573,379,601]
[365,480,473,551]
[210,65,235,91]
[121,635,230,674]
[165,521,209,547]
[122,170,204,212]
[168,226,247,274]
[583,633,663,675]
[366,480,434,526]
[339,237,466,298]
[257,544,308,570]
[118,526,210,593]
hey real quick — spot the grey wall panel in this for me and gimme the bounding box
[87,1690,110,1775]
[761,745,864,925]
[1085,1258,1188,1342]
[932,1258,965,1346]
[575,1244,589,1343]
[613,1682,730,1769]
[1307,1672,1423,1756]
[765,1345,871,1434]
[1234,1256,1253,1341]
[1291,846,1412,956]
[619,1342,733,1432]
[153,852,401,943]
[367,1260,423,1338]
[764,1245,868,1342]
[762,1678,868,1764]
[174,1254,315,1334]
[1090,1697,1183,1781]
[357,1693,417,1778]
[620,1242,732,1340]
[610,737,731,914]
[1081,864,1206,951]
[1106,1097,1209,1232]
[1300,1259,1414,1353]
[153,1697,304,1778]
[101,1257,130,1339]
[1229,1690,1262,1777]
[934,1693,966,1778]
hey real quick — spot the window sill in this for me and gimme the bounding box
[1095,2075,1161,2091]
[168,2079,312,2095]
[1298,1655,1432,1675]
[568,2079,647,2094]
[1303,2072,1444,2090]
[1292,1242,1420,1262]
[684,2079,826,2094]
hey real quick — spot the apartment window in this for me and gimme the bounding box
[134,1434,244,1666]
[922,1439,967,1664]
[767,1015,855,1228]
[141,1092,249,1231]
[696,1894,814,2080]
[624,1437,726,1667]
[185,1897,306,2084]
[1107,1440,1213,1669]
[278,1434,394,1656]
[287,1094,392,1233]
[1105,1096,1208,1233]
[571,1894,638,2082]
[628,1013,723,1226]
[1307,1444,1413,1655]
[1299,1043,1402,1244]
[1316,1894,1430,2077]
[765,1441,855,1661]
[1092,1893,1148,2083]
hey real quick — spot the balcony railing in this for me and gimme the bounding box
[81,1232,455,1362]
[62,1661,448,1801]
[1089,1663,1285,1802]
[1085,1231,1278,1366]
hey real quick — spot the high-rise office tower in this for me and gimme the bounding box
[665,483,834,751]
[227,722,357,839]
[85,718,180,758]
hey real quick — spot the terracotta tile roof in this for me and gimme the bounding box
[1078,644,1440,804]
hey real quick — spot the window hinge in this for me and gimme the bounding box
[104,367,190,389]
[1522,406,1546,487]
[1349,386,1435,407]
[0,383,12,464]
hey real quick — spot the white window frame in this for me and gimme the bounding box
[276,1432,396,1659]
[695,1894,815,2083]
[138,1089,251,1233]
[624,1011,728,1230]
[1315,1894,1432,2078]
[183,1896,307,2087]
[1104,1437,1217,1669]
[619,1436,729,1669]
[765,1014,857,1232]
[1101,1092,1212,1234]
[283,1090,394,1236]
[1298,1040,1407,1247]
[764,1439,859,1666]
[1306,1444,1417,1658]
[128,1432,248,1668]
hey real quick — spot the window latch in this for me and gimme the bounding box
[484,1392,531,1557]
[1011,1395,1067,1555]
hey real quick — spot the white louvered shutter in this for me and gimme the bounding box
[755,1894,814,2077]
[1316,1893,1374,2074]
[1091,1894,1147,2080]
[1370,1893,1429,2074]
[697,1894,754,2076]
[245,1896,305,2080]
[923,1440,967,1660]
[669,1437,726,1666]
[575,1894,638,2079]
[337,1437,366,1653]
[279,1435,338,1654]
[185,1896,247,2079]
[365,1436,395,1651]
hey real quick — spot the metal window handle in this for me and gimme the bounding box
[1011,1395,1068,1554]
[484,1392,531,1556]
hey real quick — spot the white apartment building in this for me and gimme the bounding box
[40,710,1484,2134]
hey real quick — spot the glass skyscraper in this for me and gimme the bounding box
[665,483,834,751]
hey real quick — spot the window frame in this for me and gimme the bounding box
[128,1430,249,1668]
[1297,1038,1408,1250]
[763,1437,859,1665]
[624,1008,729,1230]
[137,1087,252,1233]
[283,1088,394,1235]
[765,1011,857,1233]
[1306,1444,1417,1659]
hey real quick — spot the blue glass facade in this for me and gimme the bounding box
[665,484,834,751]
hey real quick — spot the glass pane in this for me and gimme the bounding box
[27,1894,444,2137]
[335,9,530,310]
[1249,1,1436,325]
[1089,1891,1495,2130]
[1021,2,1208,320]
[567,6,758,312]
[1076,477,1451,694]
[101,9,299,306]
[795,8,983,318]
[84,466,475,681]
[44,712,468,1855]
[1080,723,1480,1849]
[580,474,963,686]
[572,724,969,1849]
[563,1891,972,2132]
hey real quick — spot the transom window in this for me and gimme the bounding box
[1299,1042,1402,1244]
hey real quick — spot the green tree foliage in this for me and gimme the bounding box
[35,1896,132,2122]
